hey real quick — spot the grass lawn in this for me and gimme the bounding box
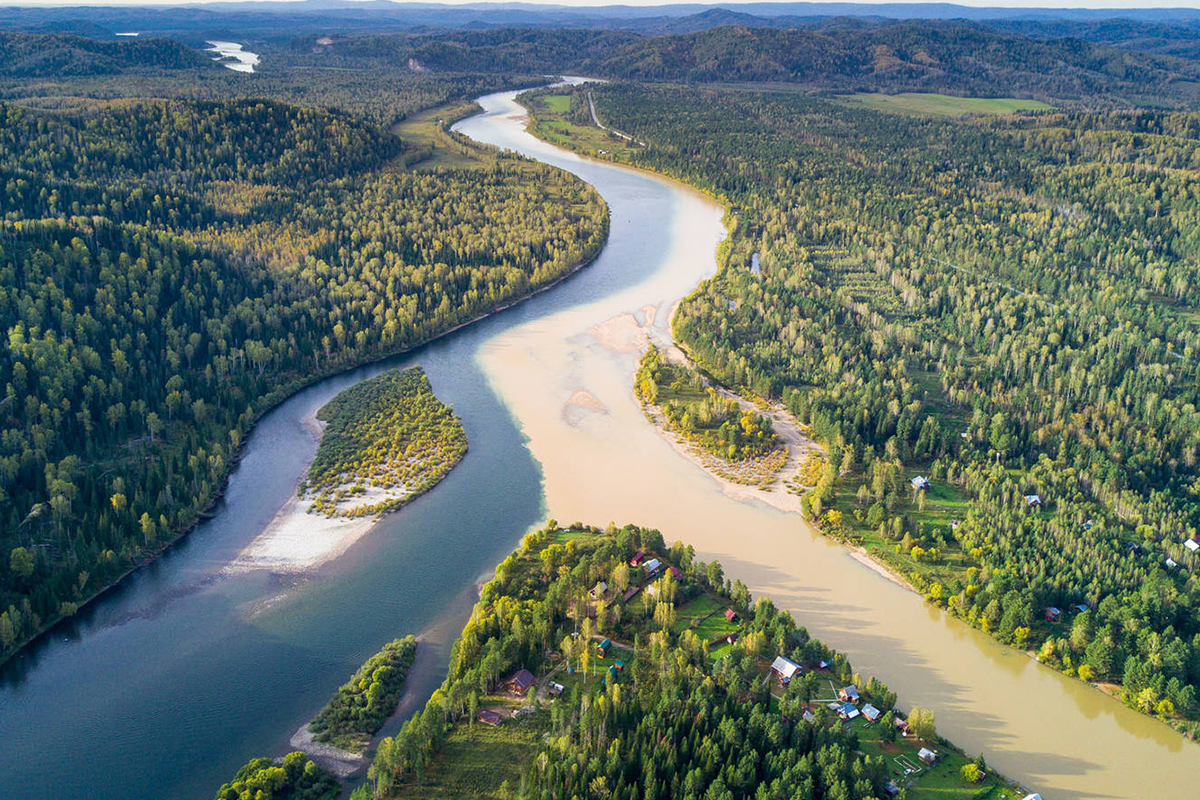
[388,711,550,799]
[840,93,1055,117]
[540,93,572,114]
[672,593,724,631]
[552,528,594,546]
[391,101,485,170]
[848,716,1023,800]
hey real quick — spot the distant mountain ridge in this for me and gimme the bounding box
[2,1,1200,42]
[287,22,1200,106]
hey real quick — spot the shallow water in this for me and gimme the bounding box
[0,85,1193,800]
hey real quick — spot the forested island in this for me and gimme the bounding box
[351,522,1023,800]
[306,635,419,755]
[0,42,608,665]
[526,81,1200,737]
[214,752,338,800]
[635,345,788,488]
[303,369,466,519]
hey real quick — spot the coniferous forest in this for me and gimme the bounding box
[0,53,607,664]
[570,80,1200,733]
[8,8,1200,798]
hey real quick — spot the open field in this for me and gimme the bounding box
[840,92,1055,117]
[521,91,641,160]
[392,100,488,169]
[389,712,549,800]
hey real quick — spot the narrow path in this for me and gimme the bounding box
[587,90,646,146]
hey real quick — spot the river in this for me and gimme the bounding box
[0,86,1193,800]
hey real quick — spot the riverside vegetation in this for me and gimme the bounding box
[309,636,419,753]
[635,345,787,487]
[214,751,338,800]
[353,523,1023,800]
[0,37,608,665]
[302,368,466,518]
[542,81,1200,736]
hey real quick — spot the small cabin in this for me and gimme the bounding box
[1025,494,1042,508]
[1044,607,1062,623]
[596,638,612,658]
[911,476,931,491]
[589,580,608,599]
[724,608,738,623]
[504,669,535,695]
[918,747,938,765]
[643,557,663,576]
[770,655,802,685]
[894,716,910,736]
[630,550,646,567]
[838,703,860,720]
[478,709,502,727]
[862,703,881,722]
[1186,539,1200,553]
[838,685,860,703]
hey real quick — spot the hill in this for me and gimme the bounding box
[0,32,213,76]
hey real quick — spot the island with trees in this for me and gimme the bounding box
[352,522,1026,800]
[213,751,338,800]
[302,369,467,519]
[635,345,788,488]
[307,636,420,754]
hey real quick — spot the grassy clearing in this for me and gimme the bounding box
[392,100,490,170]
[521,91,640,160]
[831,471,974,591]
[841,92,1055,117]
[389,712,549,800]
[540,93,572,114]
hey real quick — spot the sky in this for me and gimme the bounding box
[9,0,1200,10]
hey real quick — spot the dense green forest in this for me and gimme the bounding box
[214,751,338,800]
[0,32,542,129]
[309,635,419,752]
[0,77,607,664]
[304,367,466,518]
[572,81,1200,735]
[358,523,1019,800]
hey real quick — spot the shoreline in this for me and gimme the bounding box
[226,406,377,573]
[0,129,609,667]
[522,87,928,604]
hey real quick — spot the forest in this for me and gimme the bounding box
[0,69,608,664]
[308,635,419,753]
[303,368,467,518]
[571,81,1200,735]
[357,522,1019,800]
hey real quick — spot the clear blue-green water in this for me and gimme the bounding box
[0,86,685,800]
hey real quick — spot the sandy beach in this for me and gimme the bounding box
[226,410,378,574]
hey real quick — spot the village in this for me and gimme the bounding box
[465,530,1035,800]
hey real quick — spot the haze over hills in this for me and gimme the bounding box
[3,1,1200,41]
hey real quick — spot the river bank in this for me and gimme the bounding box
[478,83,1199,799]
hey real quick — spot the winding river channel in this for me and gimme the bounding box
[1,86,1194,800]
